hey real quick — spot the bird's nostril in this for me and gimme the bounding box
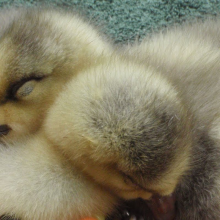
[0,124,11,136]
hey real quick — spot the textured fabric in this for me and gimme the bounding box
[1,0,220,43]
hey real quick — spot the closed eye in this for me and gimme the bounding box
[7,75,44,100]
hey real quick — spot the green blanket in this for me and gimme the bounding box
[1,0,220,43]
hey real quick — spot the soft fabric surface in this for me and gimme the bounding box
[1,0,220,43]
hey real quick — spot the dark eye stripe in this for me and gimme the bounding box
[7,75,44,100]
[0,214,20,220]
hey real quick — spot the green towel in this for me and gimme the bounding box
[1,0,220,43]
